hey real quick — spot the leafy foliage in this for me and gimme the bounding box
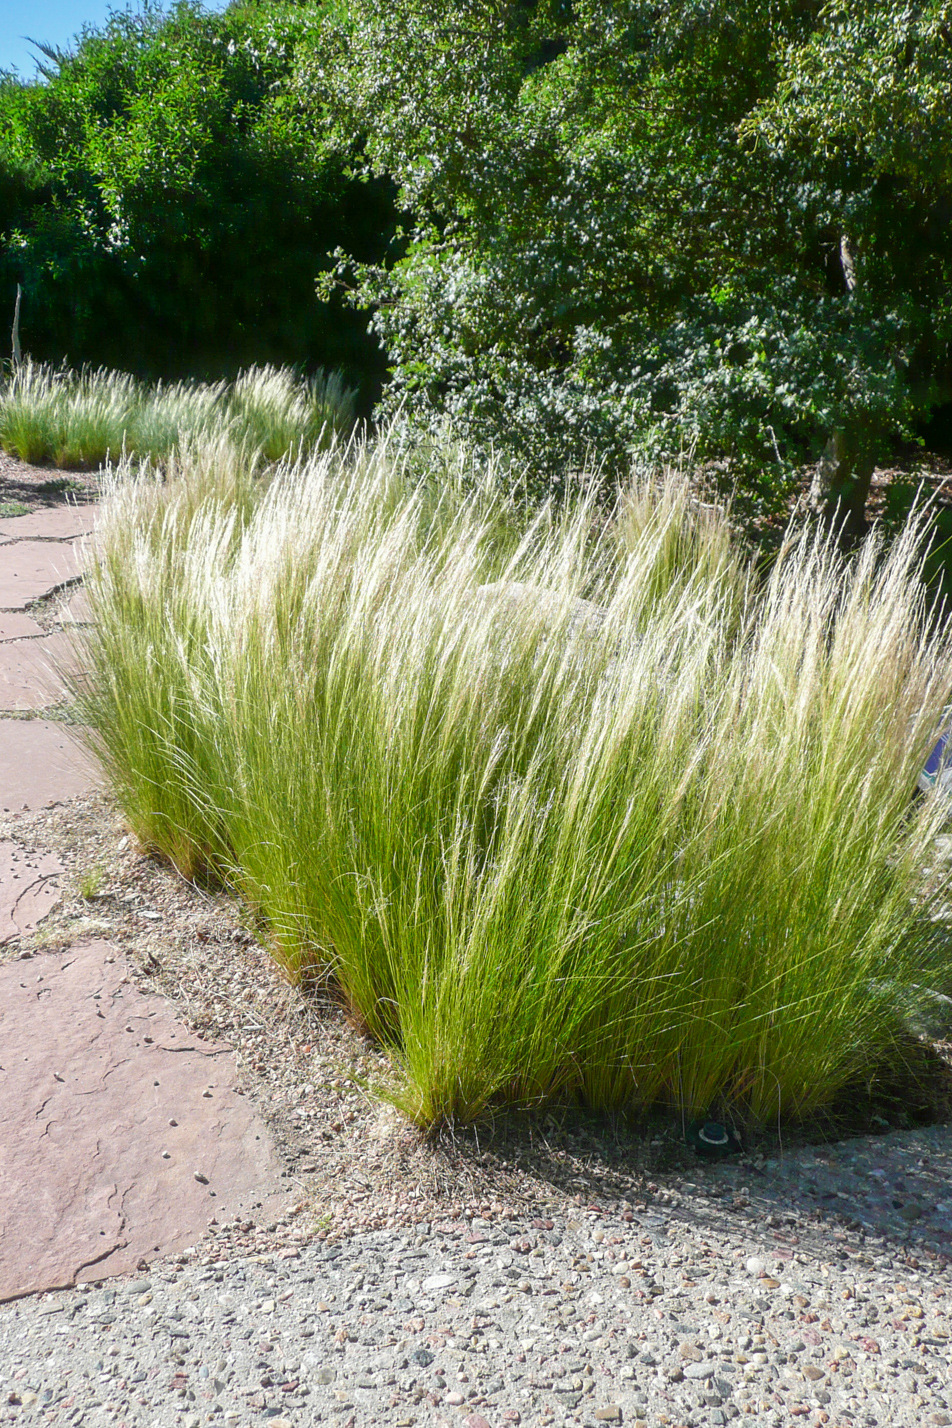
[5,0,951,517]
[0,1,396,397]
[318,0,952,508]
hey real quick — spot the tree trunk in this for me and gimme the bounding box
[809,236,875,543]
[808,423,876,544]
[11,284,22,370]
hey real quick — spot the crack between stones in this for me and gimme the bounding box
[70,1232,129,1284]
[12,873,59,917]
[70,1181,132,1284]
[158,1045,229,1057]
[1,872,60,945]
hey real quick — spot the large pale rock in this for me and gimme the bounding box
[0,840,64,944]
[0,541,83,609]
[0,719,100,811]
[0,941,288,1302]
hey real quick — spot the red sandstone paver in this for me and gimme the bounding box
[55,587,92,625]
[0,491,289,1304]
[0,840,64,945]
[0,940,289,1301]
[0,541,84,609]
[0,632,78,710]
[0,613,44,641]
[0,719,100,811]
[0,505,97,543]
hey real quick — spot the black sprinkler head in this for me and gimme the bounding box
[687,1118,742,1158]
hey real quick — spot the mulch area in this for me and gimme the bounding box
[720,451,952,553]
[0,450,99,513]
[867,455,952,514]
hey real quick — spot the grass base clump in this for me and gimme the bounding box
[71,434,952,1132]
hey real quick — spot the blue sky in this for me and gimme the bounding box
[0,1,230,79]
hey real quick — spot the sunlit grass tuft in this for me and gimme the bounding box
[0,360,356,469]
[72,431,952,1130]
[0,361,137,466]
[228,365,357,461]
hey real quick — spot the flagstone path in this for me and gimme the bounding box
[0,497,288,1303]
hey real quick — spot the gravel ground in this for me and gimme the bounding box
[0,1160,950,1428]
[2,795,952,1428]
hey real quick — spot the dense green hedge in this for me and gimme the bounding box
[0,0,397,407]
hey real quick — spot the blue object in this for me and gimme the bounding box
[918,707,952,793]
[923,729,950,782]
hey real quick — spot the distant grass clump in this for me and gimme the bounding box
[228,366,357,463]
[0,360,356,469]
[71,434,952,1130]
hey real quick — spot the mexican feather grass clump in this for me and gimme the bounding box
[0,360,356,468]
[72,435,952,1129]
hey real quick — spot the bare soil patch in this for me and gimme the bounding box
[0,450,98,513]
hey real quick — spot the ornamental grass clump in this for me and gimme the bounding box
[124,378,226,459]
[73,434,268,876]
[0,361,355,469]
[226,365,357,461]
[614,469,749,630]
[0,360,138,467]
[73,432,952,1130]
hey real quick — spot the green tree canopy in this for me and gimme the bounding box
[317,0,952,523]
[0,0,395,392]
